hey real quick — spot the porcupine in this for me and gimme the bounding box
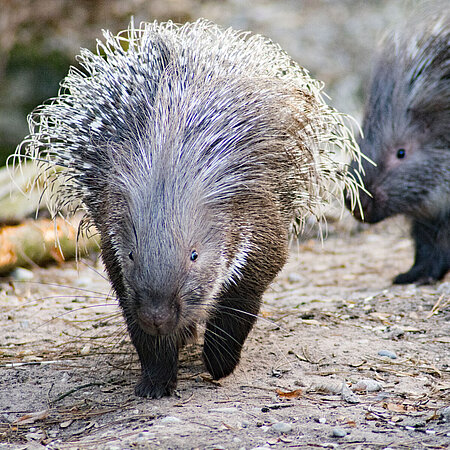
[346,10,450,285]
[13,19,361,398]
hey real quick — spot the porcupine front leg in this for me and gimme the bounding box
[129,327,180,398]
[202,281,262,380]
[102,235,179,398]
[394,217,450,284]
[202,202,290,379]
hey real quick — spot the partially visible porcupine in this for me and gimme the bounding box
[13,19,361,398]
[347,10,450,284]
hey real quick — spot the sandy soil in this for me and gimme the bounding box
[0,216,449,449]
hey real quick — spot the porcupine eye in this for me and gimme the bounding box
[128,251,134,261]
[396,148,406,159]
[190,250,198,262]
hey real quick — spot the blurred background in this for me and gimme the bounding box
[0,0,424,167]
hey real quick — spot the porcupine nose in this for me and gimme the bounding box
[137,306,178,335]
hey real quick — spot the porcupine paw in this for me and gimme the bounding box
[394,267,430,285]
[135,376,177,399]
[393,261,446,285]
[394,249,449,285]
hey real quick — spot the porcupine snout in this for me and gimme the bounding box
[134,290,181,336]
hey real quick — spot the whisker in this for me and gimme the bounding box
[8,279,110,298]
[78,258,110,283]
[32,303,120,331]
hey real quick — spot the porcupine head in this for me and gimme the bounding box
[346,9,450,284]
[13,19,362,398]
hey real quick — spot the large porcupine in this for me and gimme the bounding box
[346,10,449,284]
[14,19,361,398]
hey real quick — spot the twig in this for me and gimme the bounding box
[51,382,104,404]
[426,294,450,319]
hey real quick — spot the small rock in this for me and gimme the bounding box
[11,267,34,281]
[341,382,359,403]
[378,350,397,359]
[60,420,73,428]
[75,276,92,288]
[318,417,327,424]
[80,345,91,356]
[287,272,303,283]
[387,326,404,340]
[437,282,450,295]
[271,422,293,433]
[161,416,182,424]
[25,431,45,441]
[331,427,348,438]
[353,379,382,392]
[440,406,450,422]
[20,320,30,329]
[209,407,238,414]
[309,380,341,395]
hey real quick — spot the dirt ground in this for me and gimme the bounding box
[0,216,449,449]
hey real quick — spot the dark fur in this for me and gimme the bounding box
[347,12,450,284]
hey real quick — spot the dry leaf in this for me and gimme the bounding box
[276,388,303,399]
[368,312,391,324]
[390,415,403,423]
[384,402,406,412]
[13,409,49,425]
[301,319,321,326]
[383,402,416,413]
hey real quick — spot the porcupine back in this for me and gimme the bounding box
[14,19,360,231]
